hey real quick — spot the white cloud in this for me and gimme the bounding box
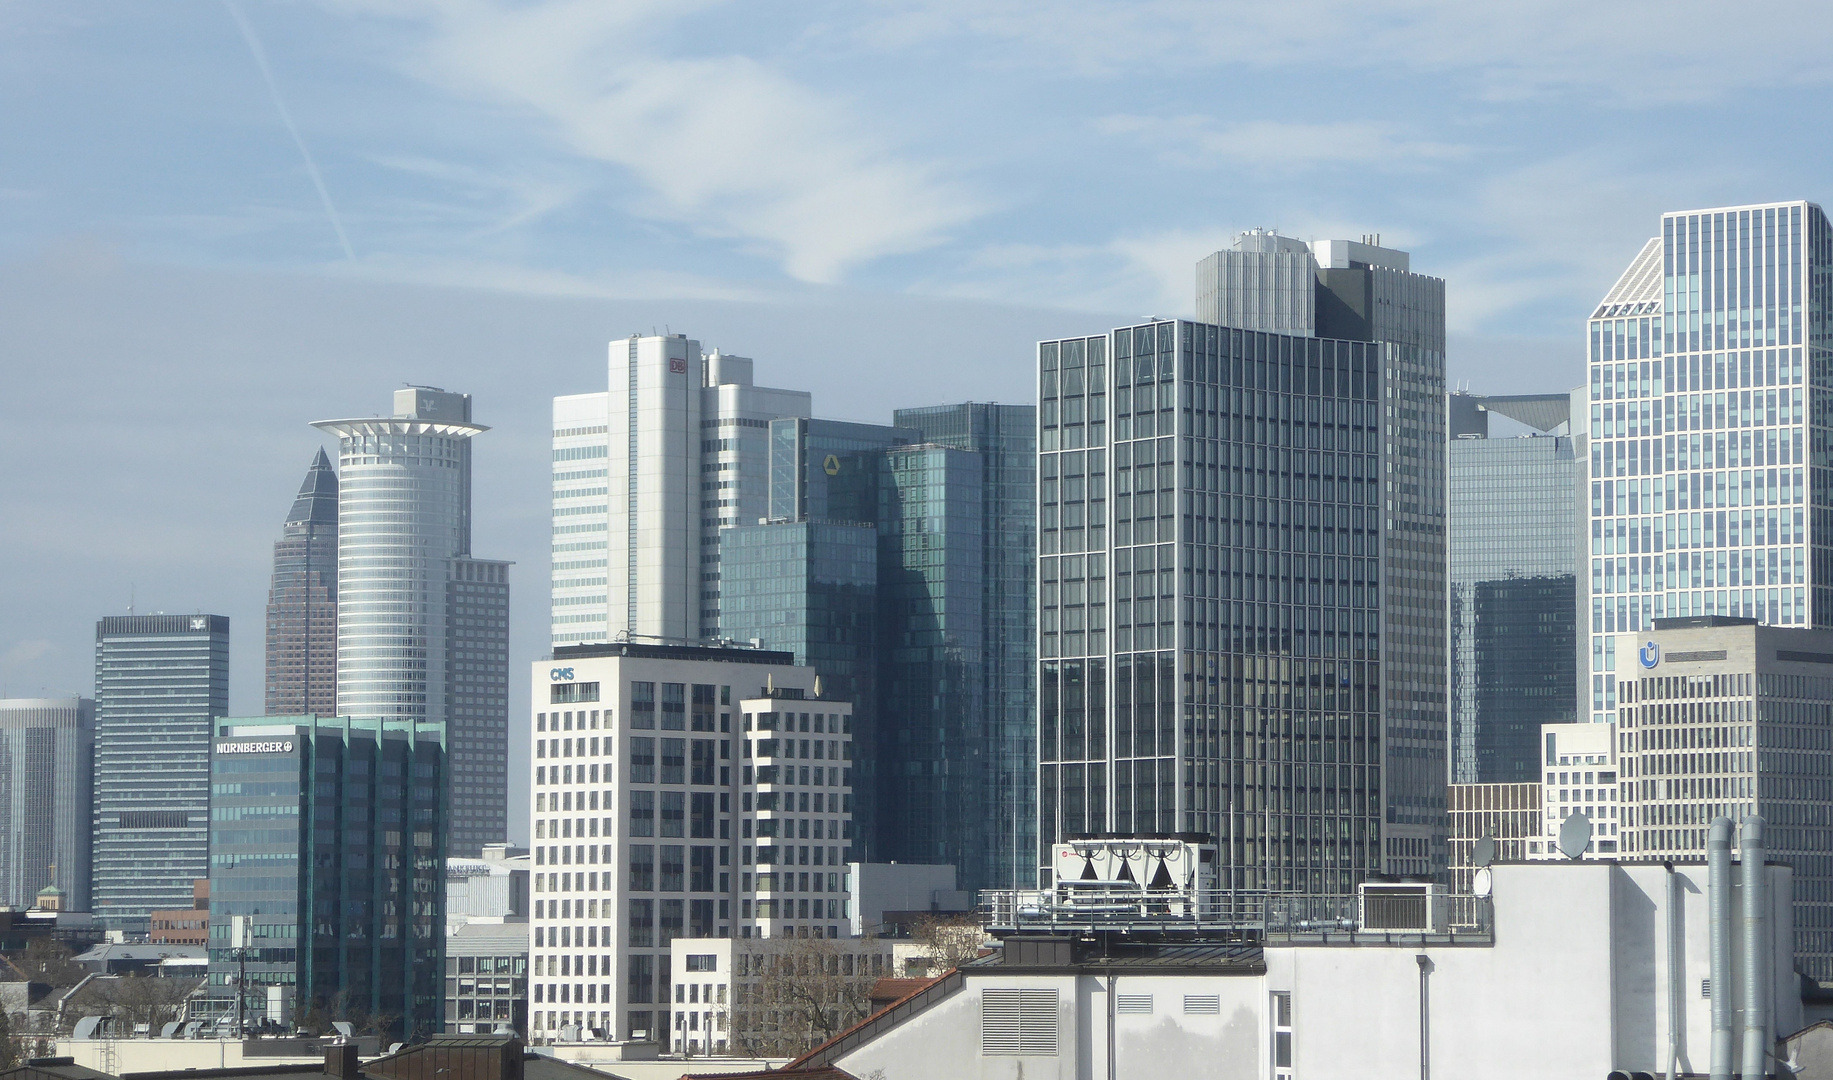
[1095,115,1468,171]
[332,0,982,283]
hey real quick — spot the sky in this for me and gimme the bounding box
[4,0,1831,842]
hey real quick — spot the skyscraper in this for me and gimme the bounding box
[550,338,810,648]
[205,716,445,1036]
[889,403,1038,891]
[92,613,228,930]
[1036,234,1446,890]
[0,697,94,909]
[313,387,509,858]
[265,448,338,717]
[1447,393,1580,784]
[1584,201,1830,724]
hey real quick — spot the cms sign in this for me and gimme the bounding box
[550,667,576,682]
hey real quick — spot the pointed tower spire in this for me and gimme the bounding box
[286,447,338,527]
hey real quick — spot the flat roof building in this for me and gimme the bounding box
[92,614,228,931]
[0,697,94,910]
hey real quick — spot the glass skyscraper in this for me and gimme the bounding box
[0,697,94,909]
[313,388,509,858]
[1584,201,1831,724]
[1037,234,1447,890]
[205,716,445,1037]
[265,448,338,717]
[92,613,228,930]
[885,404,1038,892]
[1447,393,1580,784]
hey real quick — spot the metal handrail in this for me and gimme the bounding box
[978,888,1494,938]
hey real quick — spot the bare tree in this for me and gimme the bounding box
[730,937,879,1058]
[9,939,84,987]
[906,914,986,977]
[68,976,202,1033]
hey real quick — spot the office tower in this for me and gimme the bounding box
[550,337,810,648]
[1584,201,1829,724]
[722,416,914,866]
[91,614,228,930]
[206,717,445,1037]
[1196,229,1318,336]
[1606,617,1833,976]
[526,643,851,1045]
[313,388,509,858]
[890,403,1038,891]
[265,448,338,716]
[1447,393,1580,784]
[1037,235,1445,890]
[0,697,94,909]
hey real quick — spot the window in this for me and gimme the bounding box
[981,988,1059,1056]
[662,683,687,729]
[629,845,653,891]
[686,954,716,973]
[552,682,600,704]
[660,845,685,891]
[690,792,716,838]
[1271,991,1293,1079]
[630,683,656,729]
[661,739,686,784]
[629,791,654,836]
[628,900,654,948]
[630,738,655,783]
[661,791,685,837]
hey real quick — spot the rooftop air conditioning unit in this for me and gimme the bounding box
[1357,882,1444,932]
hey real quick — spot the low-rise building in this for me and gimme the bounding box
[448,845,530,932]
[1536,719,1620,856]
[149,880,209,945]
[446,921,529,1035]
[774,840,1803,1080]
[1445,782,1541,892]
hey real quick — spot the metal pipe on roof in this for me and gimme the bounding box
[1739,816,1768,1080]
[1709,816,1734,1080]
[1665,860,1684,1080]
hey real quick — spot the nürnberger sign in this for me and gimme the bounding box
[216,740,294,754]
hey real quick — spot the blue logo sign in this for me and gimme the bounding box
[1638,641,1660,669]
[549,667,575,682]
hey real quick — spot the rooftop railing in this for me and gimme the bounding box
[979,886,1493,943]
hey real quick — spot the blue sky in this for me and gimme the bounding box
[4,1,1830,838]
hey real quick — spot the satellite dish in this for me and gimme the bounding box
[1473,835,1496,868]
[1472,867,1494,898]
[1558,811,1594,861]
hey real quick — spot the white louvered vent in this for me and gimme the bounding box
[1117,993,1155,1015]
[1183,994,1221,1015]
[981,988,1060,1056]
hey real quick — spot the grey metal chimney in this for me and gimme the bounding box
[1709,816,1734,1080]
[1740,816,1769,1080]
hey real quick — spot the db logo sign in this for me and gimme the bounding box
[669,358,687,374]
[550,667,576,682]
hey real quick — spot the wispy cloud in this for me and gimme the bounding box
[334,0,982,283]
[224,0,356,260]
[1094,115,1468,171]
[857,0,1833,105]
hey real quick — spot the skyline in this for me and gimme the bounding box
[6,2,1830,847]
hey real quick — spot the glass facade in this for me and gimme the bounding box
[1448,424,1579,783]
[1039,248,1448,890]
[205,717,445,1038]
[0,697,93,909]
[1585,202,1833,725]
[92,613,228,930]
[265,448,338,717]
[889,403,1038,891]
[314,389,509,858]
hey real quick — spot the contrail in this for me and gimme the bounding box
[223,0,356,261]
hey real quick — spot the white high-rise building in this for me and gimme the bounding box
[550,336,810,648]
[313,388,511,857]
[527,642,853,1044]
[1583,200,1831,724]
